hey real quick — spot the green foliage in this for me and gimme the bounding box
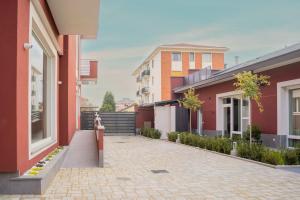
[167,132,179,142]
[282,149,299,165]
[141,127,161,139]
[261,149,284,165]
[178,88,204,112]
[178,88,204,132]
[237,142,265,161]
[237,142,285,165]
[100,91,116,112]
[244,125,262,141]
[178,132,232,155]
[234,71,270,112]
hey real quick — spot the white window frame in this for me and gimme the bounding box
[277,79,300,147]
[189,52,195,69]
[171,52,182,71]
[28,2,58,159]
[202,53,212,69]
[216,91,250,138]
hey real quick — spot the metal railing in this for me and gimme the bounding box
[141,69,150,77]
[183,67,213,86]
[141,87,150,94]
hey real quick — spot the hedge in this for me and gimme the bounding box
[168,131,300,166]
[176,132,232,155]
[140,127,161,139]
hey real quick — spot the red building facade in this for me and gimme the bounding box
[0,0,99,175]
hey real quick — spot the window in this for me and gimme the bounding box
[152,76,154,85]
[291,89,300,136]
[218,93,250,138]
[189,52,195,69]
[171,52,182,71]
[172,52,181,61]
[202,53,212,68]
[29,3,57,156]
[189,52,195,62]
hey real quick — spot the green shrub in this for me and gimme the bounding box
[178,132,233,154]
[141,127,161,139]
[168,132,178,142]
[261,149,284,165]
[237,142,266,161]
[244,125,262,142]
[151,129,161,139]
[282,149,299,165]
[197,137,206,149]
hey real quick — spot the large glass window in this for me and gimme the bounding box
[30,31,55,151]
[291,89,300,136]
[171,52,182,71]
[202,53,212,68]
[233,98,241,132]
[221,96,249,138]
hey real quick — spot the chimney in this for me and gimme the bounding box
[234,56,239,65]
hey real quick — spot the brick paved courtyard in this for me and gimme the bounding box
[1,136,300,200]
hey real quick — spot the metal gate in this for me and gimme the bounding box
[80,107,98,130]
[99,112,136,135]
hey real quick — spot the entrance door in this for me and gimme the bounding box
[223,106,231,137]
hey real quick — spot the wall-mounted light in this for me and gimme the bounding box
[24,43,33,49]
[58,81,63,85]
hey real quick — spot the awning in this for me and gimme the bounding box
[47,0,100,38]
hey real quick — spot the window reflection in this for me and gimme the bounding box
[30,33,48,144]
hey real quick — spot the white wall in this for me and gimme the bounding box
[154,105,176,139]
[149,52,161,103]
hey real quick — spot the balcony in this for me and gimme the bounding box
[136,76,142,82]
[141,69,150,78]
[80,59,98,84]
[183,67,215,86]
[136,90,140,96]
[141,87,150,94]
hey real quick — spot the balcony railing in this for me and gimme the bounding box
[141,87,150,94]
[183,67,214,86]
[136,90,140,96]
[141,69,150,77]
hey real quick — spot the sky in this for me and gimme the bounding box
[81,0,300,106]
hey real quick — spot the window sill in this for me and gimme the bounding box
[30,138,57,159]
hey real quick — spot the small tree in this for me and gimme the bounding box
[100,91,116,112]
[234,71,270,144]
[178,88,204,133]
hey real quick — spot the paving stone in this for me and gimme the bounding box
[1,136,300,199]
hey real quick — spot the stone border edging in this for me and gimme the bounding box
[138,135,300,169]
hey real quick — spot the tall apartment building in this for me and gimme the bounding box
[132,44,228,105]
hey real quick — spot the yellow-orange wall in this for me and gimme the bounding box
[161,51,225,101]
